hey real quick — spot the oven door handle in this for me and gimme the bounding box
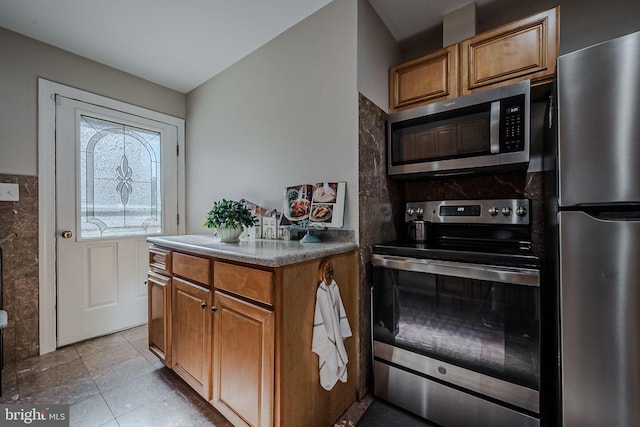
[372,254,540,286]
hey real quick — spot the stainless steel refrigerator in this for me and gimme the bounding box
[557,31,640,426]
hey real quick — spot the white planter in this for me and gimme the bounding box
[217,227,243,243]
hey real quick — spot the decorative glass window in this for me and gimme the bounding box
[80,115,162,239]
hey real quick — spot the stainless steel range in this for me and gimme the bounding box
[372,198,541,427]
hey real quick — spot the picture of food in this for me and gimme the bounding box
[289,199,310,218]
[284,185,312,221]
[313,183,337,203]
[282,182,345,227]
[310,204,333,222]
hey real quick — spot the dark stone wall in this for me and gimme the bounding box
[0,174,39,364]
[357,93,403,397]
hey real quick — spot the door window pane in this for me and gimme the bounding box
[80,115,162,239]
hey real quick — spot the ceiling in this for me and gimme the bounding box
[0,0,493,94]
[369,0,493,42]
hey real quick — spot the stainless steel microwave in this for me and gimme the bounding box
[387,80,530,177]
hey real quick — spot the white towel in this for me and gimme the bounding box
[312,279,352,391]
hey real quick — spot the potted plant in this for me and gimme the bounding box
[204,199,256,243]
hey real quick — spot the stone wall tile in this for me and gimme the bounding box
[0,174,39,363]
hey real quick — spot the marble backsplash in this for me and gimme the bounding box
[403,170,545,257]
[0,174,39,364]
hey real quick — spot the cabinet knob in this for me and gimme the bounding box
[211,306,218,313]
[201,302,207,309]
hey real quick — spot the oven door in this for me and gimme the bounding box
[372,254,540,418]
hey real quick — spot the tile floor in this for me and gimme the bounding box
[0,325,371,427]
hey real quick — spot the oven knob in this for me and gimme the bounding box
[406,208,415,217]
[488,206,499,216]
[415,207,424,216]
[516,206,527,217]
[501,206,513,216]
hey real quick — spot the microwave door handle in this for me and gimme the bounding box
[490,100,501,154]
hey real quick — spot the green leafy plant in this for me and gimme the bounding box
[204,199,256,229]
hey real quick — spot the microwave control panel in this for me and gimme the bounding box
[500,94,526,153]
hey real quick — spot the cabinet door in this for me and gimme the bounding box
[148,271,171,366]
[389,45,458,112]
[172,277,212,399]
[212,291,274,427]
[460,7,558,94]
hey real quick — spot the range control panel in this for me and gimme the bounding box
[405,199,530,225]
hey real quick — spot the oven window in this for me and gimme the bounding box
[373,267,539,390]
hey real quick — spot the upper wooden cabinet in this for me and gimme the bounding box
[389,7,559,111]
[389,45,458,112]
[460,7,559,95]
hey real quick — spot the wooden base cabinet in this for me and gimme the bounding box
[277,251,359,427]
[148,246,172,367]
[172,277,212,400]
[147,271,171,366]
[211,291,274,427]
[148,247,359,427]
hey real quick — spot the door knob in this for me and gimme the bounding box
[201,302,207,309]
[61,230,73,239]
[211,306,218,313]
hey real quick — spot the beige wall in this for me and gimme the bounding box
[185,0,358,233]
[357,0,401,111]
[0,27,186,176]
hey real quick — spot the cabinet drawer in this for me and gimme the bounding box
[173,252,211,286]
[149,246,172,275]
[214,261,273,306]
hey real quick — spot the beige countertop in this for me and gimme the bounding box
[147,234,357,267]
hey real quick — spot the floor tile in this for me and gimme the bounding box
[101,367,174,417]
[74,333,130,358]
[126,335,159,365]
[69,394,115,427]
[0,366,19,403]
[19,377,101,405]
[2,325,373,426]
[115,388,201,427]
[15,346,79,375]
[17,358,91,396]
[91,355,157,393]
[120,324,148,343]
[80,342,140,375]
[355,399,435,427]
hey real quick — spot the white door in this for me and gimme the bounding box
[55,96,179,346]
